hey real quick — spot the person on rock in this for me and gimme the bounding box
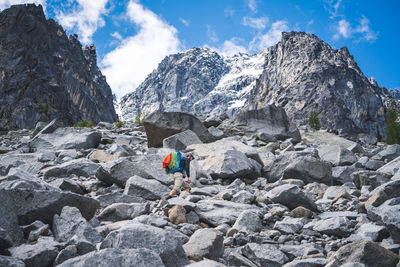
[166,152,194,199]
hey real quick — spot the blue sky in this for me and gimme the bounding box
[0,0,399,98]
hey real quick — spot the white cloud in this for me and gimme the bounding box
[325,0,343,18]
[56,0,108,44]
[101,0,181,98]
[249,20,289,51]
[206,38,248,57]
[224,6,235,17]
[247,0,258,13]
[111,32,122,40]
[333,16,378,42]
[0,0,46,11]
[179,17,189,27]
[242,16,268,30]
[207,25,219,43]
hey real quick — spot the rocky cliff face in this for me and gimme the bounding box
[120,31,396,138]
[0,4,117,129]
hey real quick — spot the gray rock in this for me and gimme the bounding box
[185,259,227,267]
[313,217,353,237]
[327,240,399,267]
[366,179,400,208]
[348,223,389,242]
[371,144,400,162]
[100,155,172,187]
[28,224,51,242]
[31,128,102,151]
[58,248,164,267]
[332,166,356,185]
[0,153,43,176]
[94,192,143,207]
[282,156,332,185]
[232,210,262,233]
[282,258,327,267]
[183,228,224,261]
[365,159,385,170]
[162,129,203,150]
[227,252,258,267]
[273,217,308,234]
[143,111,215,147]
[318,145,357,166]
[97,202,149,222]
[0,190,23,246]
[241,243,289,267]
[194,199,261,226]
[219,106,301,143]
[0,256,25,267]
[367,197,400,243]
[38,151,56,162]
[232,190,256,204]
[9,236,62,267]
[0,184,99,225]
[352,170,391,190]
[123,175,169,200]
[53,206,102,244]
[49,178,83,194]
[377,155,400,176]
[280,243,324,260]
[265,184,317,211]
[54,245,78,266]
[42,158,102,180]
[100,223,189,267]
[167,197,196,212]
[130,214,169,228]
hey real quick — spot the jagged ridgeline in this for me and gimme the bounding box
[120,32,398,138]
[0,4,118,129]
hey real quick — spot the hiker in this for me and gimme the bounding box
[163,152,195,198]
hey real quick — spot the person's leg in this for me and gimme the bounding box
[170,172,183,196]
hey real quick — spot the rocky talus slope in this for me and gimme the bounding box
[120,31,397,138]
[0,4,117,129]
[1,108,400,267]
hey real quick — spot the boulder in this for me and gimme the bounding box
[100,155,172,187]
[0,256,25,267]
[0,153,43,176]
[231,210,262,233]
[219,106,301,143]
[0,190,23,246]
[31,127,102,151]
[273,217,307,234]
[0,185,99,225]
[280,243,324,260]
[100,223,189,267]
[348,223,389,242]
[163,130,203,150]
[377,156,400,176]
[282,258,326,267]
[42,158,104,180]
[367,197,400,243]
[53,206,102,244]
[123,175,169,201]
[332,166,356,185]
[97,202,149,222]
[194,199,261,227]
[312,217,353,237]
[185,259,227,267]
[282,156,332,185]
[352,170,391,190]
[200,149,261,180]
[94,192,143,207]
[9,236,62,267]
[265,184,317,211]
[168,205,187,225]
[57,248,164,267]
[143,111,215,147]
[183,228,224,261]
[167,197,196,212]
[232,190,256,204]
[241,243,289,267]
[327,240,399,267]
[49,178,83,194]
[365,179,400,208]
[290,206,313,218]
[318,145,357,166]
[371,144,400,162]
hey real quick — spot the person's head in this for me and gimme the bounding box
[186,153,195,161]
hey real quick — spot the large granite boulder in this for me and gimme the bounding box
[53,206,102,244]
[318,145,357,166]
[265,184,317,211]
[327,240,399,267]
[282,156,332,185]
[97,202,149,222]
[218,106,301,143]
[42,158,103,180]
[377,156,400,176]
[57,248,164,267]
[241,243,289,267]
[182,228,224,261]
[123,175,169,201]
[0,190,23,247]
[194,199,261,226]
[0,4,117,130]
[100,223,189,267]
[163,129,203,150]
[143,111,215,147]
